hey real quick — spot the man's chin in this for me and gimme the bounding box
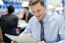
[37,18,42,21]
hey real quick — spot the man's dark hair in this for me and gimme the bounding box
[7,5,15,13]
[29,0,45,6]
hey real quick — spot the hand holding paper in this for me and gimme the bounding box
[5,33,37,43]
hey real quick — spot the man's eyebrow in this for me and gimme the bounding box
[32,11,35,13]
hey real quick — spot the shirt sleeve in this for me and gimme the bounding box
[19,16,35,36]
[53,19,65,43]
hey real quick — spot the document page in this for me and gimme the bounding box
[5,33,37,43]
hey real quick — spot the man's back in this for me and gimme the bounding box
[0,14,18,43]
[0,14,18,34]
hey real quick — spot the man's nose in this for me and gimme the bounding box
[35,12,39,16]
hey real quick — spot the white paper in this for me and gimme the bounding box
[5,33,37,43]
[17,20,28,29]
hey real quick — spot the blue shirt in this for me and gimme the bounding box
[19,14,65,43]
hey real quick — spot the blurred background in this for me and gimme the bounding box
[0,0,64,16]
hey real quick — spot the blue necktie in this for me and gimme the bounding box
[39,20,45,41]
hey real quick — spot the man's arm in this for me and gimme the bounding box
[11,20,32,43]
[53,19,65,43]
[19,16,35,36]
[11,17,35,43]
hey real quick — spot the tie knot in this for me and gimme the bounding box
[39,20,43,24]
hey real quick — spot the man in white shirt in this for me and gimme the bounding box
[12,0,65,43]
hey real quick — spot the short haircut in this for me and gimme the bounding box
[7,5,15,13]
[29,0,45,6]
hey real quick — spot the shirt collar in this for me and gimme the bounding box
[42,13,53,23]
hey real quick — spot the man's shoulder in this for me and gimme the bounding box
[1,14,7,18]
[1,14,7,16]
[48,14,64,23]
[50,14,63,20]
[11,14,18,19]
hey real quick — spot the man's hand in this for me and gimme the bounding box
[11,41,17,43]
[38,41,46,43]
[16,28,21,35]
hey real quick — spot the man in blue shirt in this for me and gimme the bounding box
[12,0,65,43]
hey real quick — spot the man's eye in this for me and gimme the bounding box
[37,10,41,12]
[33,11,35,14]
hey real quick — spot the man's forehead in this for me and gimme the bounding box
[30,3,41,8]
[29,0,40,5]
[30,6,43,12]
[30,0,39,2]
